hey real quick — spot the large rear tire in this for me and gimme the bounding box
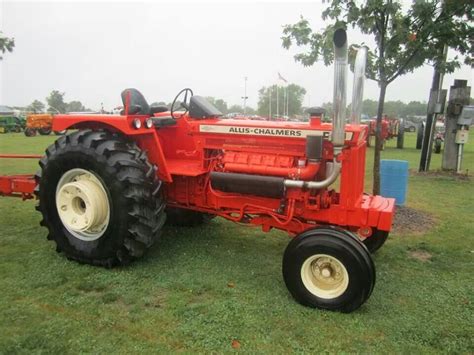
[282,226,375,313]
[165,207,215,227]
[35,130,166,267]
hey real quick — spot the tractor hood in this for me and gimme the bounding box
[193,118,367,147]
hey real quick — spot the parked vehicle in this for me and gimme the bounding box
[0,115,25,133]
[0,29,395,313]
[24,114,66,136]
[403,120,417,132]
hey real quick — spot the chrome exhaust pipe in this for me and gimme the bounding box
[350,47,367,125]
[332,28,348,147]
[284,29,349,190]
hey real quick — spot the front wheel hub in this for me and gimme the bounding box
[301,254,349,299]
[56,169,110,241]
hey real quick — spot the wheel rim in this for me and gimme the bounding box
[55,168,110,241]
[301,254,349,299]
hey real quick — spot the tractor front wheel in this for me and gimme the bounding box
[361,229,389,253]
[24,128,37,137]
[283,226,375,313]
[165,207,215,227]
[35,130,166,267]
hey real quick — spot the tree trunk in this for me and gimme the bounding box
[373,82,387,195]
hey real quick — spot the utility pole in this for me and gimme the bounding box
[268,87,272,119]
[276,85,279,118]
[241,76,248,114]
[419,44,448,172]
[442,80,471,171]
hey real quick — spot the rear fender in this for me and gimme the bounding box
[52,114,172,182]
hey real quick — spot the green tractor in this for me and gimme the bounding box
[0,115,25,133]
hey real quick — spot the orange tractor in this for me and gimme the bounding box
[24,114,66,137]
[0,30,395,312]
[366,115,403,149]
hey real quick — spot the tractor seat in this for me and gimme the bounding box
[120,88,150,115]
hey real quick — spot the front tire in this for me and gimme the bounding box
[283,226,375,313]
[24,128,37,137]
[362,229,389,253]
[35,130,166,267]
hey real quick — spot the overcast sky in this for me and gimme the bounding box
[1,1,472,111]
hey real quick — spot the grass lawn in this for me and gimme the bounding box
[0,131,473,353]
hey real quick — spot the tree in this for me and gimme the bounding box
[0,31,14,60]
[26,100,45,113]
[282,0,473,194]
[46,91,67,113]
[66,101,86,112]
[205,97,228,113]
[402,101,428,117]
[257,83,306,117]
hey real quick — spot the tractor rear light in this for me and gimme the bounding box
[145,118,153,129]
[132,118,142,129]
[298,159,306,168]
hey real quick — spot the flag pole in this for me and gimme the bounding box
[269,86,272,119]
[276,85,279,118]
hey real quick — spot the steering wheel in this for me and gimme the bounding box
[170,88,194,119]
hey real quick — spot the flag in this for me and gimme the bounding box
[278,72,288,83]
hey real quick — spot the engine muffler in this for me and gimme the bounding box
[210,171,285,198]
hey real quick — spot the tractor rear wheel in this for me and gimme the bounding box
[54,130,67,135]
[283,226,375,313]
[39,127,52,135]
[35,130,166,267]
[24,128,37,137]
[165,207,215,227]
[362,229,389,253]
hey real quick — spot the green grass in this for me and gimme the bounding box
[0,132,473,353]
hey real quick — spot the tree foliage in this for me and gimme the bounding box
[205,97,229,113]
[0,31,15,60]
[257,83,306,117]
[281,0,473,194]
[26,100,45,113]
[227,104,256,114]
[46,91,67,113]
[66,101,86,112]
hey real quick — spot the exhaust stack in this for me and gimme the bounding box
[332,28,348,147]
[350,47,368,124]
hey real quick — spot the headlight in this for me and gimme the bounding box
[145,118,153,129]
[132,118,142,129]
